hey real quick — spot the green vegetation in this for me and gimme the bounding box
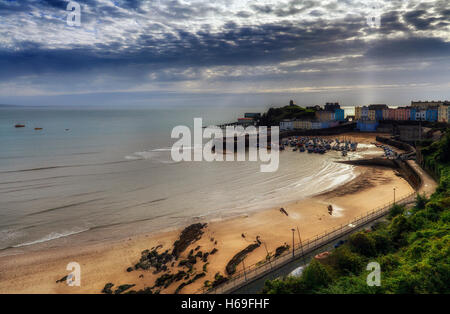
[420,129,450,179]
[259,105,316,126]
[263,131,450,294]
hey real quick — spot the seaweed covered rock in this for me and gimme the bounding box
[174,272,206,294]
[274,244,290,257]
[172,223,207,259]
[114,284,136,294]
[134,247,173,273]
[211,272,228,288]
[101,283,114,294]
[225,243,260,275]
[155,273,176,288]
[135,287,154,294]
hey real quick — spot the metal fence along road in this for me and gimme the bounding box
[200,192,417,294]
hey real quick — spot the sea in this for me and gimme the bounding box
[0,105,357,255]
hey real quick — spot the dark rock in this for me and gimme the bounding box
[101,283,114,294]
[174,272,206,294]
[225,243,260,275]
[274,244,290,257]
[211,272,228,288]
[172,223,207,259]
[114,284,136,294]
[135,287,153,294]
[210,248,218,255]
[175,282,188,294]
[174,270,187,282]
[126,267,133,272]
[134,246,173,273]
[155,273,173,288]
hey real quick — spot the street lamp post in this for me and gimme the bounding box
[242,259,247,282]
[297,226,306,264]
[291,228,295,259]
[262,241,272,269]
[393,187,396,204]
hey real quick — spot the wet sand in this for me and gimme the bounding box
[0,134,418,294]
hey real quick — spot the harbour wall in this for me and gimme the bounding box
[280,122,357,137]
[339,157,422,191]
[375,136,415,153]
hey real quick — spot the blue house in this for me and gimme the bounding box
[426,109,438,122]
[410,108,417,121]
[357,121,379,132]
[375,110,384,121]
[334,109,345,121]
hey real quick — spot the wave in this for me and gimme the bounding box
[12,228,90,248]
[26,198,104,217]
[0,160,134,174]
[125,148,179,164]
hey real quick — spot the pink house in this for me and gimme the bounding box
[395,107,410,120]
[388,108,396,120]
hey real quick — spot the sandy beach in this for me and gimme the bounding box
[0,133,418,294]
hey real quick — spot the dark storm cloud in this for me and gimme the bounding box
[0,0,449,98]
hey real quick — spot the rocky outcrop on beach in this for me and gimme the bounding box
[102,222,214,294]
[172,223,207,259]
[274,244,290,257]
[134,248,173,274]
[225,243,260,275]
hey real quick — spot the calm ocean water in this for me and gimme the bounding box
[0,105,355,255]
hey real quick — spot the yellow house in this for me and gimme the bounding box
[355,107,362,120]
[438,104,449,123]
[293,120,312,129]
[368,110,376,121]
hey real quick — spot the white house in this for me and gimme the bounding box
[280,119,294,131]
[311,121,322,129]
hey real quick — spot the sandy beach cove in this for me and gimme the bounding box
[0,133,419,294]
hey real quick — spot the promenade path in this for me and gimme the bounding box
[407,160,438,197]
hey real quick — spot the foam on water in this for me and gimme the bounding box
[12,227,90,248]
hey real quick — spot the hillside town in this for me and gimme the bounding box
[233,100,450,134]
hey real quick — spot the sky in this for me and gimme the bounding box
[0,0,449,107]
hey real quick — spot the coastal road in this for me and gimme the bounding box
[407,160,438,197]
